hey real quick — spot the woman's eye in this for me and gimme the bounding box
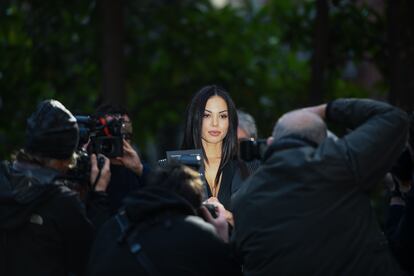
[203,113,210,118]
[220,114,228,119]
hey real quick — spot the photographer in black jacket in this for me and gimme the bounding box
[87,163,241,276]
[0,99,111,276]
[233,99,408,276]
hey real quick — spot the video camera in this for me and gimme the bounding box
[76,115,127,158]
[166,149,203,172]
[239,138,268,161]
[65,115,128,185]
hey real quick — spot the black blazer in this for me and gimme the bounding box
[205,159,251,211]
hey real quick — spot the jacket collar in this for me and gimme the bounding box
[12,161,62,185]
[263,135,318,162]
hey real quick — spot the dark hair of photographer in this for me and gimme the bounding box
[95,103,131,120]
[86,163,240,276]
[145,163,204,208]
[95,103,133,142]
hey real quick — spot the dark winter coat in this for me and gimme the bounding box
[87,185,242,276]
[233,99,409,276]
[0,161,108,276]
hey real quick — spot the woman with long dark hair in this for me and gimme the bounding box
[182,85,251,225]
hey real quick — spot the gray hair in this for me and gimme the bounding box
[237,110,258,139]
[272,111,327,145]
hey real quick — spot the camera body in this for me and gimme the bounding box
[65,115,126,185]
[239,138,268,161]
[76,115,125,158]
[166,149,204,172]
[65,148,106,186]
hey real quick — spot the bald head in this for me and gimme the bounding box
[272,110,327,145]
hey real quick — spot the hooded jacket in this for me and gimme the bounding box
[233,99,408,276]
[0,161,99,276]
[87,185,242,276]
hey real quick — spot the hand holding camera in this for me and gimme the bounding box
[67,115,138,184]
[113,139,143,176]
[202,203,218,218]
[200,198,230,243]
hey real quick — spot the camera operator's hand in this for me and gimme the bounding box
[206,197,234,227]
[90,154,111,192]
[200,200,229,243]
[112,139,143,176]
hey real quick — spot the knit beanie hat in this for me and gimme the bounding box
[24,99,79,159]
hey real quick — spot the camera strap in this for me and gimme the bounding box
[115,212,160,276]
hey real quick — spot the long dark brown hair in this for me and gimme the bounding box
[181,85,239,187]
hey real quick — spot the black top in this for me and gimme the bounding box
[205,159,251,211]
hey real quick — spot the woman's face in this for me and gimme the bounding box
[201,95,229,145]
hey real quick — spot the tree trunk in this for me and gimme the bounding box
[99,0,125,106]
[387,0,414,111]
[309,0,329,105]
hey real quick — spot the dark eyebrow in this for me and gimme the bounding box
[204,109,228,113]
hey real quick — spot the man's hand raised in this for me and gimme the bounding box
[113,139,143,176]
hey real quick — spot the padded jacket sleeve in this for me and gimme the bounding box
[326,99,409,191]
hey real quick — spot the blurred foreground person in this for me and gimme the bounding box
[0,100,111,276]
[87,163,242,276]
[233,99,408,275]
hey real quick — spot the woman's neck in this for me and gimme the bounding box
[202,140,222,161]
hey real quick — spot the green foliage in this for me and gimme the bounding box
[125,0,310,142]
[0,1,99,157]
[0,0,389,159]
